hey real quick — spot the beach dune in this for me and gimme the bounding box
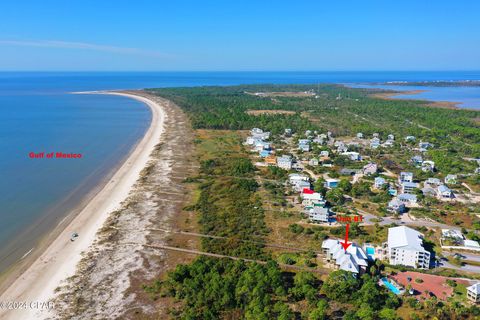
[0,92,166,320]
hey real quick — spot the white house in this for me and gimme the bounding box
[288,173,308,184]
[342,151,361,161]
[308,206,332,223]
[356,132,364,139]
[289,173,310,192]
[421,160,435,172]
[309,158,319,166]
[445,174,457,185]
[278,156,293,170]
[399,172,414,183]
[401,181,419,194]
[298,139,310,145]
[425,178,442,187]
[388,198,406,214]
[437,185,454,199]
[322,239,369,275]
[374,177,386,189]
[301,189,323,206]
[370,138,381,149]
[467,283,480,303]
[398,193,418,205]
[250,128,270,140]
[319,150,330,158]
[387,226,431,269]
[441,229,464,241]
[363,163,377,175]
[299,143,310,152]
[405,135,416,142]
[411,155,423,165]
[254,140,271,152]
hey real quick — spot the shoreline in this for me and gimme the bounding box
[370,89,463,110]
[0,90,166,320]
[0,142,137,292]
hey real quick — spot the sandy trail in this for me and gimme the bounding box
[0,91,166,320]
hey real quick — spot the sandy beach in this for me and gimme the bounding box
[0,91,166,320]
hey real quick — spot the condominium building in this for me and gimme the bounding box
[387,226,431,269]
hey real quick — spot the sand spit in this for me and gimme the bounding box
[0,91,188,319]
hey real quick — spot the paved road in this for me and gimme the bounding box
[436,259,480,274]
[443,251,480,263]
[357,208,461,231]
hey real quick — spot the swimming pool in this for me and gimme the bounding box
[381,277,402,295]
[366,247,375,255]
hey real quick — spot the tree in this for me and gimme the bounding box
[326,188,345,205]
[290,271,319,303]
[322,270,359,302]
[338,178,353,193]
[273,301,294,320]
[354,277,384,310]
[378,308,399,320]
[356,303,375,320]
[314,178,327,195]
[308,300,328,320]
[351,181,372,197]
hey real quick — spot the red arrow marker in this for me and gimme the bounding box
[340,223,351,251]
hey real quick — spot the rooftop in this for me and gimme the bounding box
[468,283,480,294]
[388,226,426,252]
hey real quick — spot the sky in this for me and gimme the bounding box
[0,0,479,71]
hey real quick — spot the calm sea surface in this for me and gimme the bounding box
[0,71,479,272]
[348,83,480,109]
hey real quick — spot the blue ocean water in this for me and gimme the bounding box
[0,71,479,272]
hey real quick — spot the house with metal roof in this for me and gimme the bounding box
[401,181,419,194]
[467,283,480,303]
[397,193,418,205]
[388,198,406,214]
[437,184,454,199]
[277,155,293,170]
[322,239,369,275]
[374,177,386,189]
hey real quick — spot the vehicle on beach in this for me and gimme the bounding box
[70,232,79,242]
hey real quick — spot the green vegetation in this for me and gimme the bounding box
[148,84,480,163]
[144,85,480,319]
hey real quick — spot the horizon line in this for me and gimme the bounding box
[1,70,480,73]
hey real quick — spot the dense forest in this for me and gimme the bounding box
[147,84,480,158]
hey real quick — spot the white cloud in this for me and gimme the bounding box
[0,39,172,59]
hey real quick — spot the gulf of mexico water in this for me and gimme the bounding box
[0,71,479,272]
